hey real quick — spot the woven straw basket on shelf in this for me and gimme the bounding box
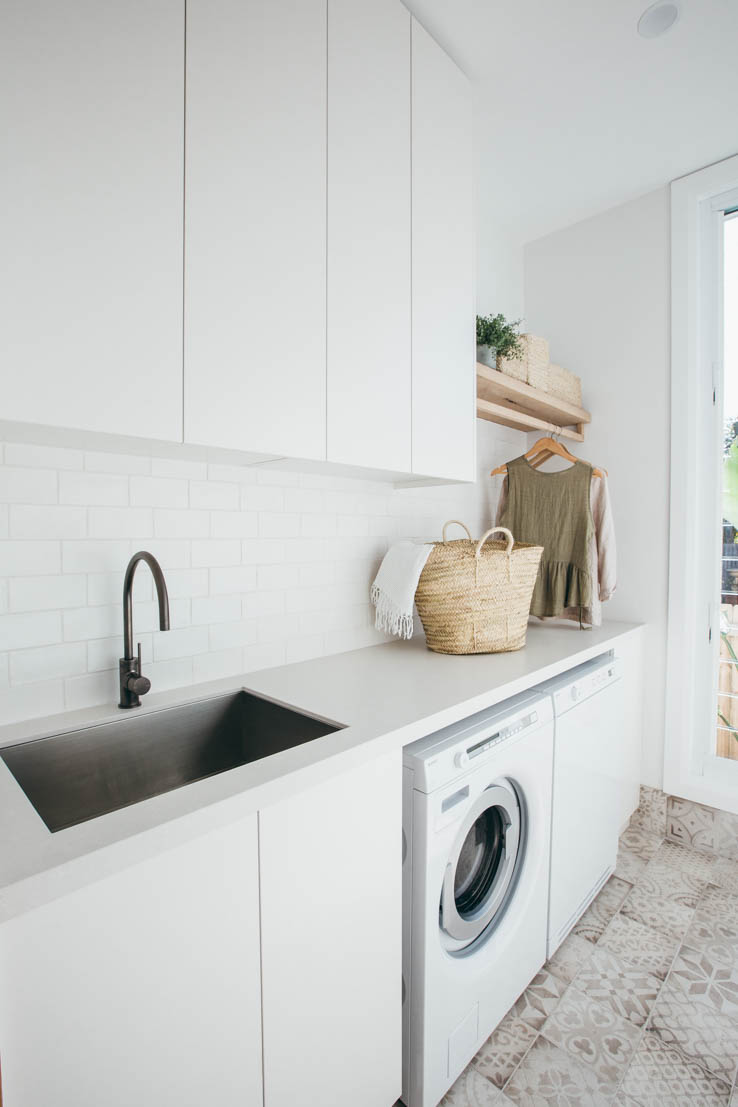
[415,521,543,655]
[496,334,549,383]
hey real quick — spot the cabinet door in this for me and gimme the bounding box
[185,0,327,460]
[260,752,402,1107]
[0,817,262,1107]
[326,0,411,471]
[411,21,475,481]
[0,0,184,443]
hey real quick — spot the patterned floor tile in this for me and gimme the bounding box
[575,946,662,1028]
[695,884,738,924]
[714,810,738,861]
[666,796,719,854]
[472,1011,537,1089]
[619,883,694,939]
[571,875,632,944]
[648,980,738,1085]
[710,856,738,896]
[667,945,738,1017]
[540,985,640,1092]
[620,1030,731,1105]
[598,913,680,980]
[653,840,718,880]
[509,969,568,1031]
[545,932,594,986]
[636,857,706,908]
[615,846,648,885]
[683,911,738,968]
[439,1066,503,1105]
[619,824,664,862]
[631,786,668,837]
[503,1035,611,1106]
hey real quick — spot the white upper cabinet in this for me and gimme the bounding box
[0,0,184,443]
[411,21,476,482]
[326,0,411,472]
[184,0,327,461]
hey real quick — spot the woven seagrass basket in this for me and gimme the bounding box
[415,521,543,655]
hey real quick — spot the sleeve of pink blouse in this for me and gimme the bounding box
[591,474,617,601]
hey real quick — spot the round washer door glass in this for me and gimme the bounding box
[440,782,521,946]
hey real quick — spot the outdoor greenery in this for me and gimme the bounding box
[475,313,524,361]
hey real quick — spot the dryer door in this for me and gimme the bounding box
[440,782,521,946]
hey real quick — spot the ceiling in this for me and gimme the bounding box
[406,0,738,246]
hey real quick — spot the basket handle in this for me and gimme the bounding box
[475,527,515,559]
[442,519,472,543]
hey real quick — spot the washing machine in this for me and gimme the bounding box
[402,691,554,1107]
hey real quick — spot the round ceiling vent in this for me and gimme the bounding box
[637,1,681,38]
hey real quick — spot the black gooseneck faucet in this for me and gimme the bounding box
[119,550,170,709]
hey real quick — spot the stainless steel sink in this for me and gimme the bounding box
[0,691,343,833]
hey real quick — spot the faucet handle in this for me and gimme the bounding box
[126,644,151,697]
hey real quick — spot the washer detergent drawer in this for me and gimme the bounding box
[549,678,624,954]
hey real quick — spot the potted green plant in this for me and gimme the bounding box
[476,313,524,369]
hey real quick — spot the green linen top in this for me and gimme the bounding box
[499,456,594,618]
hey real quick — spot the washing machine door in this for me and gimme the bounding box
[440,782,521,945]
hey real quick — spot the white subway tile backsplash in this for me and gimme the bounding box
[88,507,153,539]
[10,575,87,612]
[163,568,209,598]
[154,509,210,539]
[210,511,258,539]
[256,564,300,591]
[210,565,258,595]
[240,485,284,512]
[191,539,241,568]
[0,424,518,721]
[62,540,131,574]
[130,476,188,508]
[259,512,300,538]
[0,467,57,504]
[10,504,87,539]
[88,634,152,673]
[63,605,122,643]
[0,611,62,651]
[10,642,87,684]
[64,669,119,711]
[84,451,151,475]
[0,681,65,724]
[151,457,207,481]
[60,471,128,505]
[0,540,61,577]
[208,620,258,651]
[190,481,239,511]
[4,443,83,471]
[153,625,209,661]
[191,595,242,625]
[192,647,244,683]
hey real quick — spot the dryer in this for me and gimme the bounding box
[402,691,554,1107]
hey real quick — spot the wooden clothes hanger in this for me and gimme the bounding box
[490,433,605,479]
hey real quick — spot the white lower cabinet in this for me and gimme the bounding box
[0,754,403,1107]
[0,817,263,1107]
[259,751,402,1107]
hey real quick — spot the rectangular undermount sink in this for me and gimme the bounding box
[0,691,344,833]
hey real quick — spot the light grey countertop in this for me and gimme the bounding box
[0,619,642,923]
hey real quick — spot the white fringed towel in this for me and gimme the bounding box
[371,540,433,639]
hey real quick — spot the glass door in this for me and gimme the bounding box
[716,211,738,760]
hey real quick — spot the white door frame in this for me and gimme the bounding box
[665,154,738,812]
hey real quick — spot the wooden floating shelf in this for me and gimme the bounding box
[476,364,591,443]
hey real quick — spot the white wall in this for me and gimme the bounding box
[0,422,523,724]
[524,187,670,788]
